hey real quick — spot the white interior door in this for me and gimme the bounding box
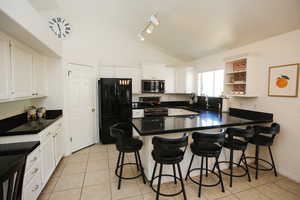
[68,63,96,152]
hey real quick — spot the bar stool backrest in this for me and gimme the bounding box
[152,134,188,158]
[255,123,280,139]
[192,131,225,146]
[227,126,255,141]
[110,122,133,148]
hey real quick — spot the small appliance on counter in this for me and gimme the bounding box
[37,107,47,119]
[27,106,47,121]
[27,106,37,121]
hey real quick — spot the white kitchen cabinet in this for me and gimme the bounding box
[32,53,48,96]
[11,42,34,98]
[115,67,142,94]
[175,67,194,93]
[0,34,11,100]
[40,129,55,184]
[54,124,64,165]
[164,67,175,93]
[99,66,115,78]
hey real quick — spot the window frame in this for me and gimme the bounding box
[197,69,224,97]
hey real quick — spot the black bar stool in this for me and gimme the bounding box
[110,122,146,190]
[0,155,26,200]
[242,123,280,179]
[214,126,255,187]
[150,134,188,200]
[185,131,225,198]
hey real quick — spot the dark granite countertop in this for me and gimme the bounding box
[0,141,40,156]
[0,110,62,137]
[0,141,40,179]
[0,154,26,180]
[131,108,273,136]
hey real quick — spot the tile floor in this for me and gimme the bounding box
[38,144,300,200]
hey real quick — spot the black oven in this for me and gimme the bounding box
[142,80,165,93]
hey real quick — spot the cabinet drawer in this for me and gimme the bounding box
[25,147,41,173]
[24,160,41,186]
[40,129,53,143]
[23,170,42,200]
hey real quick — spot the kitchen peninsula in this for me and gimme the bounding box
[131,108,273,180]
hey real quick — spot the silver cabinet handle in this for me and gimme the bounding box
[31,168,39,175]
[32,185,39,192]
[30,157,38,163]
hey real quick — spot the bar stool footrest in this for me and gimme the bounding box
[186,168,221,187]
[151,174,183,197]
[115,163,144,180]
[243,156,274,171]
[218,161,248,177]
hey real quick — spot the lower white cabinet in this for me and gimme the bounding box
[20,118,64,200]
[54,124,64,165]
[23,170,42,200]
[40,129,56,184]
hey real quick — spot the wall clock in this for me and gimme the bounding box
[49,17,71,39]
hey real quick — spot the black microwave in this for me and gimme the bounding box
[142,80,165,93]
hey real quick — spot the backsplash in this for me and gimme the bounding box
[0,99,45,120]
[133,94,191,102]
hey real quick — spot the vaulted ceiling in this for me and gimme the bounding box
[29,0,300,61]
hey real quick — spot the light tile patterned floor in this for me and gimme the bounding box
[38,144,300,200]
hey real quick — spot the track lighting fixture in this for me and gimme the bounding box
[138,13,160,41]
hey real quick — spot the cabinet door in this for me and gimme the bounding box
[32,54,47,96]
[41,132,55,184]
[54,127,64,166]
[11,43,33,98]
[115,67,141,94]
[99,66,115,78]
[0,35,11,100]
[164,67,175,93]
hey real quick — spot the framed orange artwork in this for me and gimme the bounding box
[268,64,299,97]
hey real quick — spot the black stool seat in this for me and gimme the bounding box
[110,122,146,190]
[191,142,221,157]
[117,138,143,152]
[186,131,225,198]
[150,135,188,200]
[224,138,247,150]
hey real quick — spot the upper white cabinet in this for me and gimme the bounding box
[99,66,142,94]
[175,67,195,93]
[115,67,142,94]
[0,0,62,57]
[142,64,175,93]
[98,65,194,94]
[0,31,48,102]
[32,53,48,96]
[0,33,11,100]
[98,66,115,78]
[11,42,33,98]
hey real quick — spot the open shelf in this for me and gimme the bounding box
[226,70,247,75]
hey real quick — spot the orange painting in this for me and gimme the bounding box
[276,75,289,88]
[268,64,299,97]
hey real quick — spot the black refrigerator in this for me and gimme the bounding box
[98,78,132,144]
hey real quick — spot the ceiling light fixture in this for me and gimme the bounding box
[137,13,160,41]
[146,24,154,34]
[138,33,145,41]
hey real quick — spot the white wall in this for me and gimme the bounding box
[190,29,300,182]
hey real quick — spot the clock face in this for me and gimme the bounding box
[49,17,71,39]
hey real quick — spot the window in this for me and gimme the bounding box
[198,69,224,97]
